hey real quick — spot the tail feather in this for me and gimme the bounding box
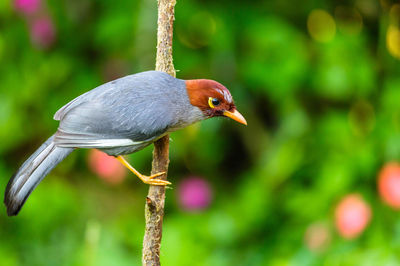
[4,134,73,216]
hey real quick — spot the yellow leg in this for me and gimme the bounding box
[116,156,171,186]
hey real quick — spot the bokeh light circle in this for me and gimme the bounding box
[307,9,336,43]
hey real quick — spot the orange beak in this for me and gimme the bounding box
[223,109,247,125]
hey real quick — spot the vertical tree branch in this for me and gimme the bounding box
[142,0,176,265]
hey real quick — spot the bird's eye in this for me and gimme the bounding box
[208,97,220,108]
[212,98,220,106]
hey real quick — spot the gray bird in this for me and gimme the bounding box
[4,71,246,216]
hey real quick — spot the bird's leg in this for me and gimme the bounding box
[115,156,171,186]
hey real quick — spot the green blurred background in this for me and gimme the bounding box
[1,0,400,265]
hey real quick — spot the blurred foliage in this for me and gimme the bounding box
[1,0,400,265]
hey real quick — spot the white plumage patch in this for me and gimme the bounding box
[56,138,145,148]
[217,89,233,103]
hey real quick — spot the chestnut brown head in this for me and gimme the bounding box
[185,79,247,125]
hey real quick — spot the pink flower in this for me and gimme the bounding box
[178,177,213,211]
[88,149,127,185]
[378,162,400,209]
[14,0,41,15]
[335,194,372,239]
[304,222,331,252]
[30,16,56,49]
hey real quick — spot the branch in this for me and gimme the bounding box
[142,0,176,265]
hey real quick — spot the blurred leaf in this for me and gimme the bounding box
[241,16,309,100]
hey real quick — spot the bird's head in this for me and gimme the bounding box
[185,79,247,125]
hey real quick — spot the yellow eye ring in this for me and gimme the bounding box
[208,97,215,108]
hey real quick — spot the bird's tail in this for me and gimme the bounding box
[4,134,73,216]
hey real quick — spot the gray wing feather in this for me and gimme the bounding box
[53,71,183,149]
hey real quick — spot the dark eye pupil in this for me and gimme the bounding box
[212,98,220,106]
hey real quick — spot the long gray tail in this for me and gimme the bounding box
[4,134,73,216]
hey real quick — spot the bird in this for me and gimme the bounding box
[4,70,246,216]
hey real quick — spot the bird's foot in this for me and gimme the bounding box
[141,172,171,186]
[115,156,170,186]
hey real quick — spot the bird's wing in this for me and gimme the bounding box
[53,73,177,148]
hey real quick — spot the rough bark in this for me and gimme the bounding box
[142,0,176,265]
